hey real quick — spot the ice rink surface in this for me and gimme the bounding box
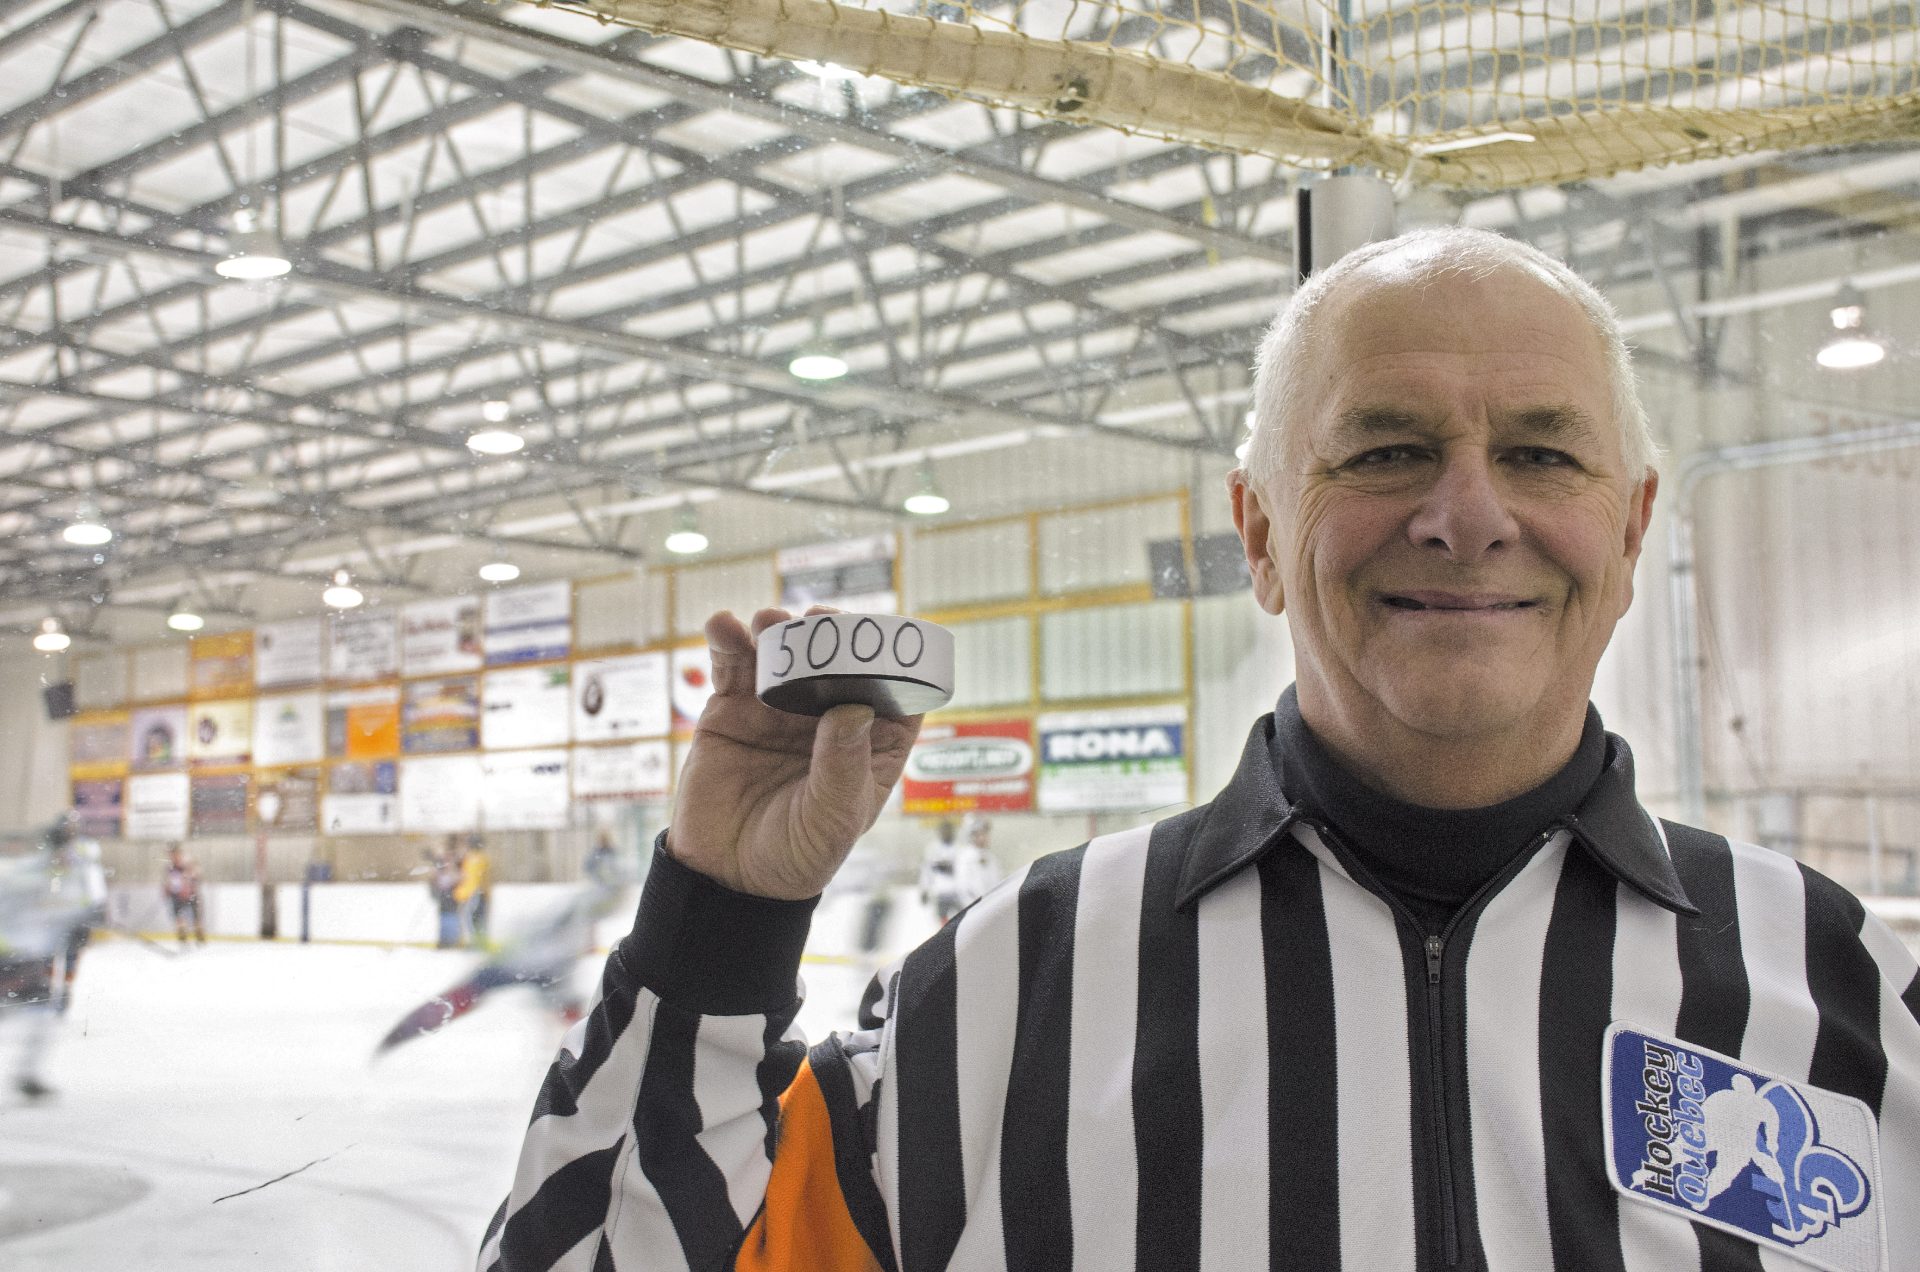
[0,929,883,1271]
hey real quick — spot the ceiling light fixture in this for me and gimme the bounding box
[215,211,291,281]
[788,346,849,381]
[466,428,526,455]
[167,606,205,632]
[663,505,709,556]
[478,561,520,583]
[62,508,112,546]
[1816,284,1887,370]
[902,465,950,516]
[481,399,511,423]
[322,568,364,609]
[32,617,70,653]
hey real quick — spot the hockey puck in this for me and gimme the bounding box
[756,613,953,718]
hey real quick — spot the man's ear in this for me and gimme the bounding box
[1228,469,1286,616]
[1614,468,1658,613]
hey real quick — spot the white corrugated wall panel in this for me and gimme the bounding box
[1037,499,1180,595]
[907,521,1029,610]
[1041,602,1184,700]
[130,643,189,700]
[944,615,1031,712]
[576,571,667,650]
[672,558,777,635]
[74,652,128,709]
[1191,596,1293,802]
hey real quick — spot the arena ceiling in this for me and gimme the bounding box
[0,0,1913,639]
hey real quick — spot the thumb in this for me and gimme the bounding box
[806,704,877,808]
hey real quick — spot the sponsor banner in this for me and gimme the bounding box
[72,777,123,838]
[128,705,188,770]
[902,720,1035,815]
[402,676,480,754]
[253,692,325,768]
[401,596,483,677]
[253,619,325,688]
[778,532,897,614]
[187,699,253,767]
[572,652,670,742]
[321,761,398,835]
[669,645,714,733]
[125,771,191,840]
[1035,704,1188,813]
[481,665,571,751]
[70,711,130,780]
[479,748,571,830]
[400,754,484,833]
[190,772,251,836]
[329,610,398,682]
[572,740,672,802]
[326,685,400,760]
[1603,1025,1883,1272]
[189,631,253,697]
[484,580,571,666]
[254,767,319,833]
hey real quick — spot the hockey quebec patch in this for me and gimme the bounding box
[1602,1025,1885,1272]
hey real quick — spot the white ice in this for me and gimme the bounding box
[0,888,917,1272]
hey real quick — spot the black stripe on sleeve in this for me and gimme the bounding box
[590,1234,614,1272]
[1000,847,1083,1272]
[1537,849,1625,1272]
[479,1197,507,1272]
[1255,847,1341,1267]
[755,1008,806,1162]
[893,913,966,1272]
[633,1004,748,1265]
[496,1137,626,1272]
[529,966,639,1124]
[1801,865,1889,1115]
[1903,966,1920,1026]
[1133,822,1203,1272]
[1664,823,1762,1272]
[812,1039,904,1272]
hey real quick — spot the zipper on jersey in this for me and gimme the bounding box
[1305,820,1562,1271]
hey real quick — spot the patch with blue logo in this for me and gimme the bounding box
[1603,1025,1884,1272]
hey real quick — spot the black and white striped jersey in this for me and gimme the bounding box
[482,716,1920,1271]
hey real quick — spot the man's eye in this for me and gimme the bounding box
[1512,447,1575,467]
[1350,446,1423,467]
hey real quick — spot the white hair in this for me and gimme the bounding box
[1242,227,1657,486]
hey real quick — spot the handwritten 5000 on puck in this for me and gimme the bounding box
[756,614,953,718]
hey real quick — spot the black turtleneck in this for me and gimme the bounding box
[1270,685,1608,935]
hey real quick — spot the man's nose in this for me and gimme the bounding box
[1404,452,1519,561]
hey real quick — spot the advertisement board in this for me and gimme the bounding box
[329,610,398,682]
[189,631,253,697]
[479,749,571,830]
[481,665,571,751]
[570,652,669,742]
[70,712,130,780]
[402,676,480,753]
[254,619,325,688]
[72,777,123,838]
[321,761,398,835]
[1035,704,1188,813]
[401,596,483,677]
[483,580,571,666]
[128,705,188,770]
[253,692,325,768]
[669,645,714,733]
[125,772,191,840]
[187,699,253,767]
[254,767,320,833]
[326,685,400,759]
[399,754,485,832]
[572,740,671,802]
[190,772,251,835]
[902,720,1035,815]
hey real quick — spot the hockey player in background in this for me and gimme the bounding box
[0,821,92,1098]
[375,844,630,1056]
[47,814,107,1014]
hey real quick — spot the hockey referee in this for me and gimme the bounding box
[481,228,1919,1272]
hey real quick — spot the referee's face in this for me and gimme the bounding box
[1231,262,1657,791]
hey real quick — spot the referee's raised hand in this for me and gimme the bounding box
[665,607,924,900]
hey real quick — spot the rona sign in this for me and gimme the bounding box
[902,720,1034,814]
[1037,705,1187,813]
